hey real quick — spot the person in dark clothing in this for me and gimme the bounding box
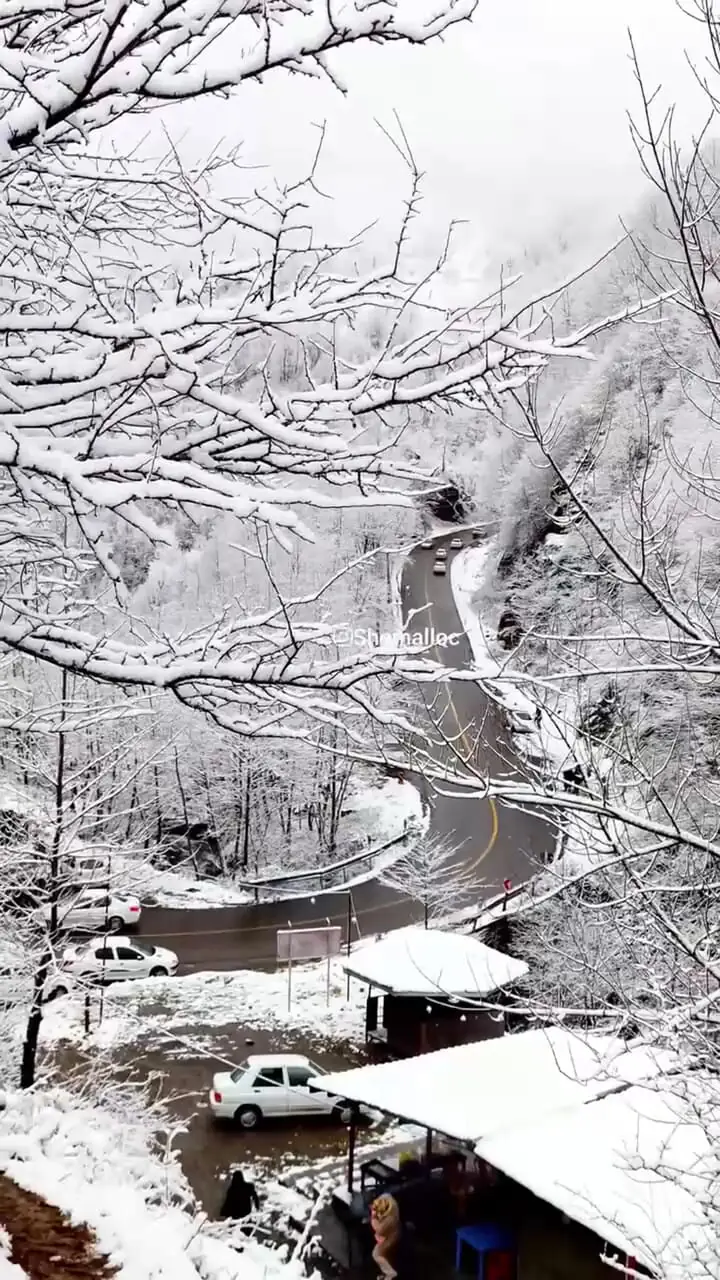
[219,1169,260,1220]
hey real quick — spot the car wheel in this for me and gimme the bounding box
[149,965,168,978]
[234,1105,262,1130]
[107,916,124,931]
[334,1101,356,1126]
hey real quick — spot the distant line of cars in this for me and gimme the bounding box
[420,530,478,576]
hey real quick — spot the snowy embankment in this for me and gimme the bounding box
[451,543,579,773]
[40,956,367,1055]
[0,1086,307,1280]
[105,776,425,910]
[450,543,611,882]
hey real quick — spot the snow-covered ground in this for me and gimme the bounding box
[452,543,579,773]
[451,542,611,883]
[0,772,424,912]
[118,776,426,908]
[0,1084,308,1280]
[39,956,367,1055]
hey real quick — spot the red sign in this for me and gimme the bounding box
[503,878,512,893]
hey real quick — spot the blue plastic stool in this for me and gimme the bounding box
[455,1224,515,1278]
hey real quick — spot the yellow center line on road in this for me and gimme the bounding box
[146,552,499,942]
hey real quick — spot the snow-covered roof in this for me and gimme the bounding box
[344,926,528,996]
[475,1078,720,1279]
[312,1029,672,1143]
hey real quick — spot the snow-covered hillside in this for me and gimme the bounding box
[0,1083,306,1280]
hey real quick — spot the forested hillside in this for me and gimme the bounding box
[463,163,720,1022]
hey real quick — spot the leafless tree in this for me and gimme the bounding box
[382,833,473,927]
[0,0,649,756]
[373,3,720,1093]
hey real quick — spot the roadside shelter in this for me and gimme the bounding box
[343,925,529,1057]
[475,1075,719,1280]
[308,1028,705,1280]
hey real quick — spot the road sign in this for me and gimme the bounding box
[276,925,342,962]
[276,925,342,1010]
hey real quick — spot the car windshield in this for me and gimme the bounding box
[128,940,155,957]
[230,1061,249,1083]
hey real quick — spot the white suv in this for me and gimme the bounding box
[209,1054,359,1129]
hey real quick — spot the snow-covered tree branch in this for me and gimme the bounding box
[0,0,640,740]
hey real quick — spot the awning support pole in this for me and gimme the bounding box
[347,1109,359,1192]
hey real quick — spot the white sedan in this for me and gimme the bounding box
[420,538,434,550]
[40,889,141,933]
[434,546,448,560]
[449,536,464,549]
[209,1053,361,1129]
[432,561,446,576]
[49,937,178,995]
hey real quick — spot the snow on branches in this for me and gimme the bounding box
[0,0,629,734]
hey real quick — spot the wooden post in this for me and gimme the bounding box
[84,993,90,1034]
[346,891,352,1000]
[347,1111,358,1192]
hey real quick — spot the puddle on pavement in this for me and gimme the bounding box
[45,1020,366,1216]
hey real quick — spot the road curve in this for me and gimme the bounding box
[139,535,553,971]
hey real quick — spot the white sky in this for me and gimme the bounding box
[161,0,708,267]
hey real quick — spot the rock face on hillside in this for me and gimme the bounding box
[0,1173,117,1280]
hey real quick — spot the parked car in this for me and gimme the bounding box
[508,707,535,733]
[209,1053,361,1129]
[434,547,448,560]
[449,537,464,549]
[432,560,446,576]
[59,853,110,886]
[38,888,141,933]
[54,936,178,991]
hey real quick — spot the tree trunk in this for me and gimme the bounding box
[241,764,251,870]
[173,748,197,875]
[20,947,52,1089]
[21,669,67,1089]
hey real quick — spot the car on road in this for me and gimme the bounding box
[472,529,483,541]
[52,936,178,993]
[449,536,464,549]
[420,538,434,549]
[38,888,141,933]
[209,1053,363,1129]
[432,560,446,576]
[507,707,536,733]
[434,546,448,560]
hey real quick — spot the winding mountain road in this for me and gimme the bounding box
[139,536,553,971]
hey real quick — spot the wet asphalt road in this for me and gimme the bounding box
[138,535,553,970]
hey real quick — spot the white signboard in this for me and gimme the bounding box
[276,925,342,1009]
[276,925,342,962]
